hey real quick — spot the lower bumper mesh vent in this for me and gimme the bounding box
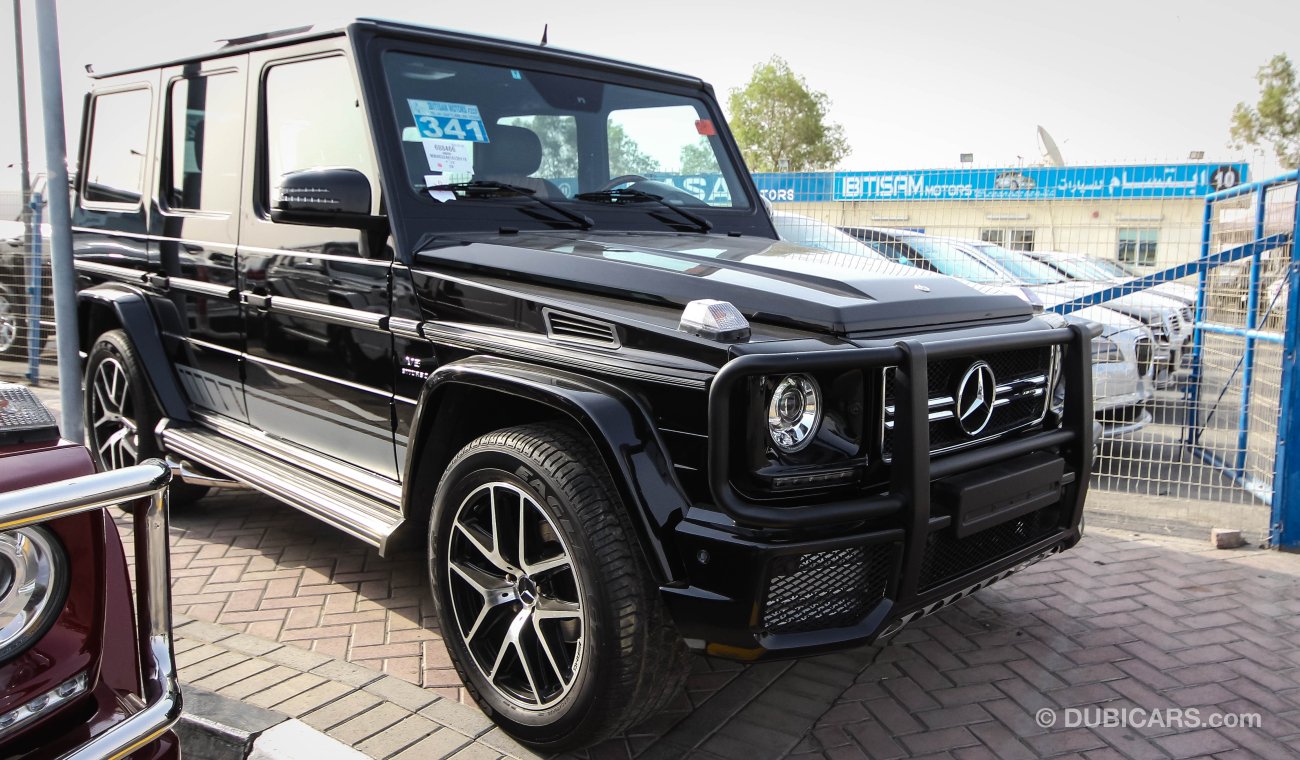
[919,504,1061,590]
[761,543,897,635]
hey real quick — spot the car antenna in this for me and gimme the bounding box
[540,23,548,46]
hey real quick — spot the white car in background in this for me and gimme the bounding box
[1083,255,1198,305]
[957,241,1189,389]
[1021,250,1195,384]
[841,226,1156,438]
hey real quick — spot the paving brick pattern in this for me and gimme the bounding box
[117,491,1300,758]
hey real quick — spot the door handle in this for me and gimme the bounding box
[244,292,270,310]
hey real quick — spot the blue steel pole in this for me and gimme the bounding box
[1271,185,1300,550]
[1185,192,1215,446]
[1233,186,1268,476]
[24,192,43,384]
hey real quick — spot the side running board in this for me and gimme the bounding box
[158,421,403,554]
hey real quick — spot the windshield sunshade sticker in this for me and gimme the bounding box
[407,99,490,143]
[422,139,474,174]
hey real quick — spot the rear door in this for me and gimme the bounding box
[237,46,398,480]
[153,58,249,421]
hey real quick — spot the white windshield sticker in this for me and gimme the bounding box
[422,139,474,174]
[407,99,490,143]
[423,174,456,203]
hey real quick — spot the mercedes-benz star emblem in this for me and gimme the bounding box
[954,361,997,437]
[914,284,931,293]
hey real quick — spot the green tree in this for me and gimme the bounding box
[727,56,850,172]
[1230,53,1300,170]
[608,123,660,176]
[679,137,720,174]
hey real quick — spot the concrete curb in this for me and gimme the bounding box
[174,685,288,760]
[171,613,535,760]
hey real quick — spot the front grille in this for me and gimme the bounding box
[1134,336,1154,377]
[882,347,1052,458]
[761,543,897,634]
[1140,313,1171,343]
[919,504,1061,590]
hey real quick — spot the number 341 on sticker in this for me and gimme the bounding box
[408,99,490,143]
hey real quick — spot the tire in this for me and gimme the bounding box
[84,329,209,510]
[428,423,688,751]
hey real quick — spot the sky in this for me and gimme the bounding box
[1,0,1298,192]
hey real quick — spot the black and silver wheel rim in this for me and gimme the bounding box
[446,481,585,710]
[0,292,17,353]
[89,356,139,470]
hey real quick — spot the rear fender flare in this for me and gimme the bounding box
[78,283,191,423]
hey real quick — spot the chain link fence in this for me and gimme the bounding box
[0,193,54,384]
[758,163,1290,543]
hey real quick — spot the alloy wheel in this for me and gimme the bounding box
[446,481,585,710]
[89,356,139,470]
[0,293,17,354]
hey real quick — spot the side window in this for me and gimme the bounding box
[166,72,242,212]
[83,88,151,206]
[1118,228,1158,266]
[1009,229,1036,251]
[979,228,1006,246]
[263,56,378,214]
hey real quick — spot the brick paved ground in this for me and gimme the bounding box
[116,491,1300,759]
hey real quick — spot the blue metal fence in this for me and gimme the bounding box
[1052,170,1297,549]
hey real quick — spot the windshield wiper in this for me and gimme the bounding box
[430,180,594,230]
[574,188,713,234]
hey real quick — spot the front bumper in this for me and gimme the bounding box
[662,324,1094,659]
[0,462,182,759]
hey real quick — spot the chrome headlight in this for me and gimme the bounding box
[766,374,822,452]
[0,527,67,662]
[1091,337,1124,364]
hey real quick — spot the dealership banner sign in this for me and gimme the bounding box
[748,163,1248,203]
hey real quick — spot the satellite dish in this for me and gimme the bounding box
[1037,125,1065,167]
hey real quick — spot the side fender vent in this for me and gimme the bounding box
[543,309,620,348]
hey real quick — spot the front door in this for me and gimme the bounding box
[237,48,397,479]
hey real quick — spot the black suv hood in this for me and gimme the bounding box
[413,232,1031,336]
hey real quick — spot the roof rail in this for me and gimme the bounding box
[217,25,313,49]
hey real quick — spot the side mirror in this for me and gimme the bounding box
[272,167,380,228]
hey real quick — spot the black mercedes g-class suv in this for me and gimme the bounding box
[72,19,1094,750]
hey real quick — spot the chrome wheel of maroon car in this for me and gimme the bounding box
[447,480,585,709]
[88,356,139,470]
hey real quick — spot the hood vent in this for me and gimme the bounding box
[543,309,620,348]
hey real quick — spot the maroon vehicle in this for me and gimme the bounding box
[0,383,181,759]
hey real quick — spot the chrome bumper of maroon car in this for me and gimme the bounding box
[0,460,181,760]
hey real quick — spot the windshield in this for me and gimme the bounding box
[1034,254,1107,281]
[772,215,888,259]
[900,237,1007,283]
[970,243,1066,285]
[1089,257,1138,278]
[381,50,750,232]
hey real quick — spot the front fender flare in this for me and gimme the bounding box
[406,355,691,582]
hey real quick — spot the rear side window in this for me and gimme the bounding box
[263,56,377,211]
[166,72,243,212]
[83,88,151,205]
